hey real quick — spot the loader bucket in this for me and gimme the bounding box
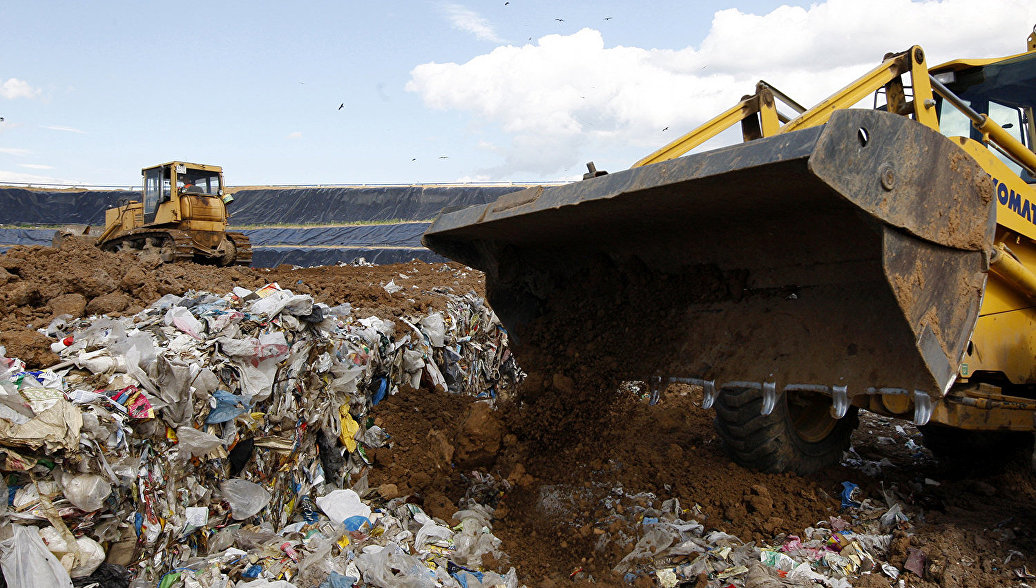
[424,109,994,400]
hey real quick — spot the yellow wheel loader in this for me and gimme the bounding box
[424,30,1036,474]
[91,162,251,266]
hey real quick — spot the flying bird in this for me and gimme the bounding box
[555,18,564,22]
[662,126,669,132]
[439,155,449,159]
[338,103,344,110]
[604,16,612,20]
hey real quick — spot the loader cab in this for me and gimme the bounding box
[932,50,1036,183]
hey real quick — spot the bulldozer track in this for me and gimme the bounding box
[226,232,252,267]
[99,229,251,266]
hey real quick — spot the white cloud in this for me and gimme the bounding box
[41,125,85,134]
[18,163,53,170]
[441,3,504,43]
[0,78,40,100]
[408,0,1036,177]
[288,131,302,139]
[0,147,30,156]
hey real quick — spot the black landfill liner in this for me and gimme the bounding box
[239,223,429,247]
[251,246,445,267]
[227,185,522,225]
[0,189,133,225]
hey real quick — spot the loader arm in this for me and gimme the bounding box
[636,47,938,167]
[633,83,782,167]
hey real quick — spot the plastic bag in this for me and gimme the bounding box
[176,426,223,458]
[613,526,678,573]
[357,543,439,588]
[62,473,111,512]
[71,562,132,588]
[204,390,250,424]
[0,525,74,587]
[316,489,371,527]
[221,479,271,520]
[318,572,358,588]
[164,306,204,339]
[414,520,453,552]
[295,539,334,586]
[419,313,446,347]
[452,527,502,568]
[38,524,103,577]
[69,536,105,578]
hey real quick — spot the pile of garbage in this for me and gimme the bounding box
[592,489,910,587]
[0,282,524,587]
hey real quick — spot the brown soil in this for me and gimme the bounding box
[2,238,1035,587]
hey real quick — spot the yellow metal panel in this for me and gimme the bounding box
[144,161,223,175]
[181,220,228,233]
[955,140,1036,242]
[930,47,1036,75]
[909,65,939,129]
[182,195,227,224]
[758,94,780,137]
[964,302,1036,385]
[930,399,1036,431]
[152,200,180,225]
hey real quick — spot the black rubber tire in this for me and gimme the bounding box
[714,387,859,474]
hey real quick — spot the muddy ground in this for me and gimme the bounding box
[2,239,1035,587]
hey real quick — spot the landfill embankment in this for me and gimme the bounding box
[0,239,1033,587]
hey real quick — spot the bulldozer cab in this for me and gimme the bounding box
[932,51,1036,182]
[141,162,224,224]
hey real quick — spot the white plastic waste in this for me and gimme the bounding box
[221,479,272,520]
[316,489,371,526]
[0,525,74,588]
[61,473,111,512]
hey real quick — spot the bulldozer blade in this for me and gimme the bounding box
[424,109,994,400]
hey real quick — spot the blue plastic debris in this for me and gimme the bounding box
[840,481,862,509]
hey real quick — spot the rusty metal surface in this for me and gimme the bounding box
[424,110,993,399]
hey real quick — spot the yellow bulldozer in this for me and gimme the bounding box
[92,161,251,266]
[424,30,1036,473]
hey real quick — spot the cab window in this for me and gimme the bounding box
[935,52,1036,183]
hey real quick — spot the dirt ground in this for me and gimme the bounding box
[2,239,1036,587]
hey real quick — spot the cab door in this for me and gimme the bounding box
[143,167,163,224]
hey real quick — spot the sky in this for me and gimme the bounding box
[1,0,1034,188]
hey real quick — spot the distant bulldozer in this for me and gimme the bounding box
[69,161,251,266]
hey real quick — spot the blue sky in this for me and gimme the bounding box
[1,0,1033,187]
